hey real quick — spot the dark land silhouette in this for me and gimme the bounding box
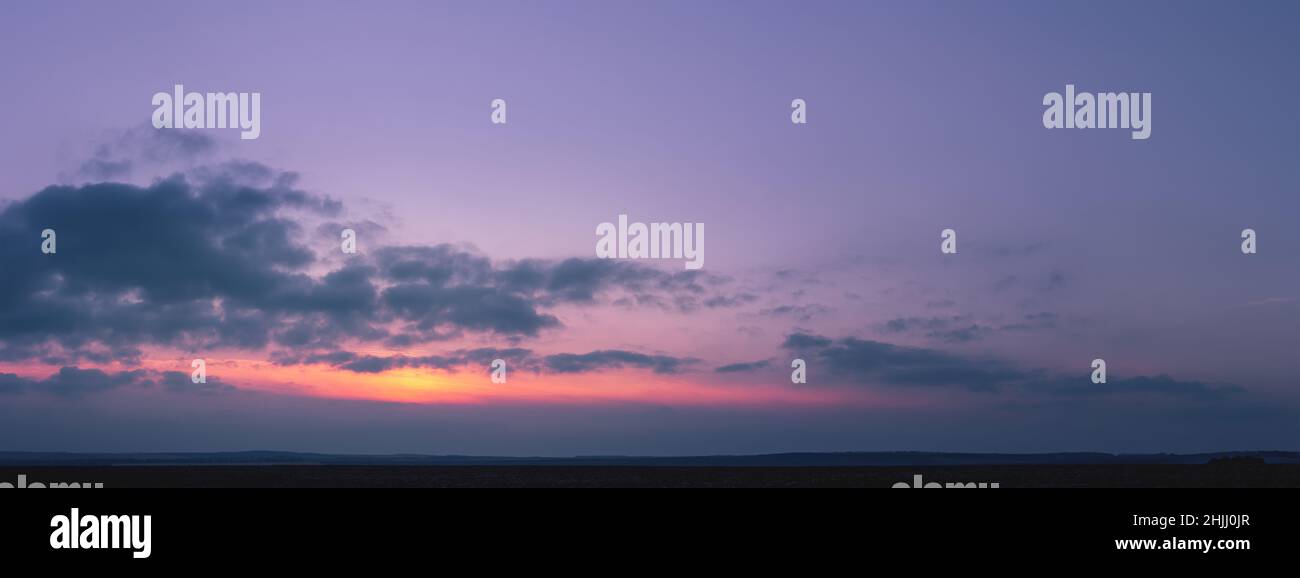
[1,451,1295,487]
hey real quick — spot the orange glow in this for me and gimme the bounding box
[0,350,916,409]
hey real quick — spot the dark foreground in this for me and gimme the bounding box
[3,464,1298,488]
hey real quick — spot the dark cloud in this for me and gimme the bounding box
[0,168,340,357]
[781,332,1242,399]
[273,346,695,377]
[715,359,773,373]
[0,367,155,397]
[784,334,1027,391]
[781,333,833,350]
[271,350,359,367]
[507,258,745,313]
[1025,374,1245,400]
[880,315,991,343]
[883,311,1063,342]
[381,282,560,339]
[0,165,745,365]
[330,348,539,374]
[759,303,831,321]
[335,354,471,374]
[42,367,147,396]
[0,366,239,397]
[543,350,697,375]
[703,293,759,308]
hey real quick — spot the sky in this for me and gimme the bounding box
[0,0,1296,455]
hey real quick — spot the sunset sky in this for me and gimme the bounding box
[0,0,1296,455]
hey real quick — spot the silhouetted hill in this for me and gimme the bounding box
[0,450,1295,467]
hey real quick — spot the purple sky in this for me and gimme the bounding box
[0,0,1296,455]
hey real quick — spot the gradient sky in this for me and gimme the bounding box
[0,0,1296,455]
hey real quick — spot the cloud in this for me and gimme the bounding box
[0,367,229,397]
[325,352,485,374]
[1024,374,1245,400]
[63,126,218,182]
[880,315,991,343]
[881,311,1061,342]
[759,303,831,321]
[781,333,833,350]
[781,332,1242,399]
[784,334,1027,392]
[703,293,759,308]
[0,163,749,365]
[272,346,701,377]
[714,359,773,373]
[543,350,698,375]
[0,167,341,356]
